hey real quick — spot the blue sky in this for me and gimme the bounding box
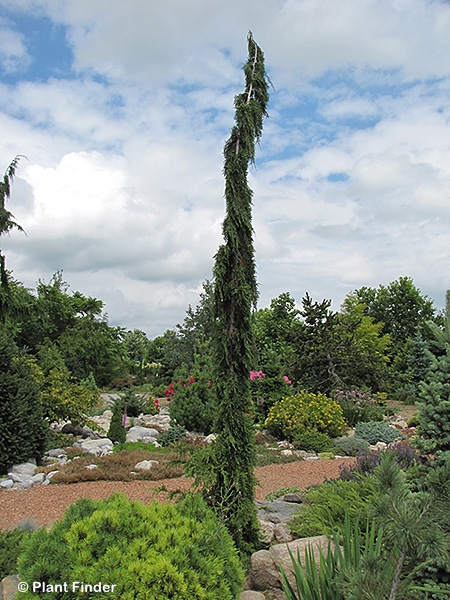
[1,0,450,337]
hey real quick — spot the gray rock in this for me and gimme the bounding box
[81,426,101,439]
[61,423,84,435]
[263,590,286,600]
[45,470,60,481]
[240,592,266,600]
[9,462,36,476]
[280,449,293,457]
[1,575,19,600]
[77,438,113,456]
[0,479,13,489]
[273,523,293,543]
[31,473,45,485]
[269,536,331,590]
[85,464,98,470]
[259,521,275,545]
[250,550,280,591]
[126,426,159,443]
[8,472,34,484]
[257,500,302,524]
[281,493,304,504]
[45,448,67,458]
[13,477,33,489]
[134,460,159,470]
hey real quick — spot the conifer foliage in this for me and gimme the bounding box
[210,32,270,554]
[416,290,450,460]
[0,155,25,320]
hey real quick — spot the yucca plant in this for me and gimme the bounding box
[281,514,383,600]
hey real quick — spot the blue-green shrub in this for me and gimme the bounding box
[354,421,406,445]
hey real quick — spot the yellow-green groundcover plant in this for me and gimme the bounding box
[18,493,244,600]
[265,391,346,441]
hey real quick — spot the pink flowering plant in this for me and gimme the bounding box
[249,368,293,420]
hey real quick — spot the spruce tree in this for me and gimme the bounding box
[107,398,126,444]
[0,328,48,474]
[415,290,450,460]
[209,32,270,554]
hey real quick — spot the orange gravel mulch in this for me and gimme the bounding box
[0,458,354,530]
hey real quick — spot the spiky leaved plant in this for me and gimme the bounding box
[209,31,270,555]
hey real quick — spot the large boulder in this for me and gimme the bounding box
[250,550,280,591]
[76,438,113,456]
[249,535,331,593]
[126,426,159,443]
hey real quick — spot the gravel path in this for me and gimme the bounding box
[0,458,354,530]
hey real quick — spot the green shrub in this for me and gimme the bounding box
[288,477,376,539]
[18,493,244,600]
[292,429,334,453]
[265,391,345,441]
[169,376,216,435]
[0,527,34,579]
[334,436,371,457]
[118,388,146,417]
[158,425,189,447]
[354,421,406,445]
[107,398,126,444]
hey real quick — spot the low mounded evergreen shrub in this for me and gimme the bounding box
[288,477,376,539]
[334,436,371,457]
[158,425,189,447]
[354,421,406,445]
[18,493,244,600]
[265,391,345,441]
[0,527,34,579]
[292,429,334,452]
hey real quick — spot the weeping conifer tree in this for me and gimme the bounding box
[0,155,25,321]
[210,32,270,554]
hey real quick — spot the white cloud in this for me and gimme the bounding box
[0,17,30,74]
[1,0,450,336]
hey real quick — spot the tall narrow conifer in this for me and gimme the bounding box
[211,32,270,553]
[0,155,25,321]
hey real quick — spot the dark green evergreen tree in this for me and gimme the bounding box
[107,398,126,444]
[209,32,270,554]
[0,328,48,474]
[415,291,450,460]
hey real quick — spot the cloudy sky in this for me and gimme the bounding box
[1,0,450,338]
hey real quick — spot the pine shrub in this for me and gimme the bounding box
[18,493,244,599]
[0,528,33,579]
[265,391,345,441]
[288,477,376,539]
